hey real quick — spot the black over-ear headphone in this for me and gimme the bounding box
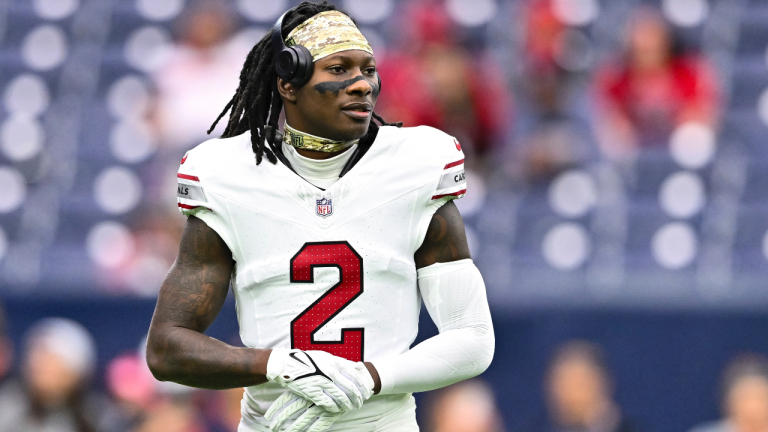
[271,10,382,91]
[272,11,314,87]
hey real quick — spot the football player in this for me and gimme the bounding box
[146,2,494,431]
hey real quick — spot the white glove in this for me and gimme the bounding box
[265,391,341,432]
[266,349,375,413]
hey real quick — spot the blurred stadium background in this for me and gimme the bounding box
[2,0,768,431]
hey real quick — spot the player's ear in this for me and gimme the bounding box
[277,77,298,103]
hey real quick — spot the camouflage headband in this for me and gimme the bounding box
[285,10,374,62]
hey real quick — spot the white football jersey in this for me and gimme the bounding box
[176,125,466,428]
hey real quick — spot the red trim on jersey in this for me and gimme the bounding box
[181,154,188,164]
[443,159,464,169]
[178,203,210,211]
[432,189,467,200]
[177,173,199,181]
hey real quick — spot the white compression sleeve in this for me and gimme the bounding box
[371,259,495,395]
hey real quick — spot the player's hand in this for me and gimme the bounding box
[266,349,374,413]
[265,391,341,432]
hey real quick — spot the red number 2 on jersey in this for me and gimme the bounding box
[290,242,364,362]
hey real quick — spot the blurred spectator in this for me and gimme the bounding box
[594,8,720,160]
[126,0,248,297]
[504,0,597,183]
[377,0,511,165]
[110,0,244,295]
[105,344,210,432]
[93,211,183,296]
[423,379,504,432]
[522,0,566,70]
[0,318,123,432]
[131,396,208,432]
[504,64,596,182]
[528,340,637,432]
[689,355,768,432]
[203,388,245,432]
[151,0,244,150]
[105,353,157,431]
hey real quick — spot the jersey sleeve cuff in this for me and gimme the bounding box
[190,210,236,262]
[416,259,474,279]
[431,158,466,201]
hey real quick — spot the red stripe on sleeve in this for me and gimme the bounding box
[178,203,211,211]
[443,159,464,169]
[431,189,467,200]
[177,173,199,181]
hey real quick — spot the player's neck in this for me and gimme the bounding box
[282,140,356,189]
[283,123,358,160]
[296,147,347,160]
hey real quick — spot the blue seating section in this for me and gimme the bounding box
[1,0,768,308]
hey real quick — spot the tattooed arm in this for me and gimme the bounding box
[146,216,271,389]
[415,200,471,268]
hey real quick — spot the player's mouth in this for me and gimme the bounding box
[341,102,372,120]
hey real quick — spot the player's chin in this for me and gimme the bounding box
[336,113,372,139]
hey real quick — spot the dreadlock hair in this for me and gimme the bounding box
[208,1,402,165]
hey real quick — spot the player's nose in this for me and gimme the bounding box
[347,74,372,96]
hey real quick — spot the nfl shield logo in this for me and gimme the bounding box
[316,198,333,218]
